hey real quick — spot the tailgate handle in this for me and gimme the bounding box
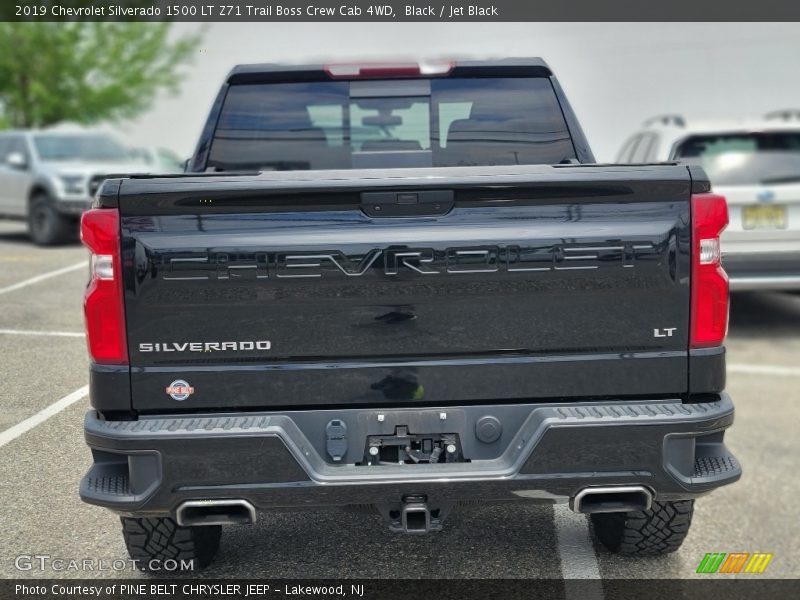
[361,190,454,217]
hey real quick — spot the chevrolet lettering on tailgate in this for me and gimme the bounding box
[158,243,659,281]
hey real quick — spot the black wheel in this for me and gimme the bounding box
[120,516,222,571]
[590,500,694,555]
[27,193,71,246]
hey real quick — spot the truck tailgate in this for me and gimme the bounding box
[117,165,693,411]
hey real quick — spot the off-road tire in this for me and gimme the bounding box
[590,499,694,555]
[120,517,222,571]
[27,194,71,246]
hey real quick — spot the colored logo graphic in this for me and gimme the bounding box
[757,189,776,203]
[165,380,194,401]
[696,552,773,574]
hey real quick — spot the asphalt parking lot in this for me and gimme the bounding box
[0,216,798,583]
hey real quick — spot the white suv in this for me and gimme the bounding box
[617,111,800,290]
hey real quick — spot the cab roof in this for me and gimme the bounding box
[226,58,552,84]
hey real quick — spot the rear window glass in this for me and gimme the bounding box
[33,134,130,162]
[673,132,800,185]
[207,78,576,171]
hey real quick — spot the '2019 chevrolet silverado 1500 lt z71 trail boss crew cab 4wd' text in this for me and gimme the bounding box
[78,58,739,569]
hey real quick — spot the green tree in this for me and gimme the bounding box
[0,23,202,128]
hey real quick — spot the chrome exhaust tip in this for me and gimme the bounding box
[571,485,653,514]
[176,499,256,526]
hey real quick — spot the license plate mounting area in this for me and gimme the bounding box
[360,426,466,465]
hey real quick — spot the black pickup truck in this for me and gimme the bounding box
[79,58,740,569]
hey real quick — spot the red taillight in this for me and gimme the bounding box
[80,209,128,365]
[324,61,453,79]
[690,193,729,349]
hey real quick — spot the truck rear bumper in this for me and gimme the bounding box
[724,251,800,290]
[80,395,740,518]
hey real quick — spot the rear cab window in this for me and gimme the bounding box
[207,77,577,171]
[673,131,800,185]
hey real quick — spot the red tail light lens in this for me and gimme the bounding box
[80,209,128,365]
[690,193,729,348]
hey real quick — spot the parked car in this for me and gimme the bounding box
[617,111,800,290]
[79,58,738,569]
[0,129,152,245]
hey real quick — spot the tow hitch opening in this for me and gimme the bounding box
[402,503,431,533]
[376,495,453,534]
